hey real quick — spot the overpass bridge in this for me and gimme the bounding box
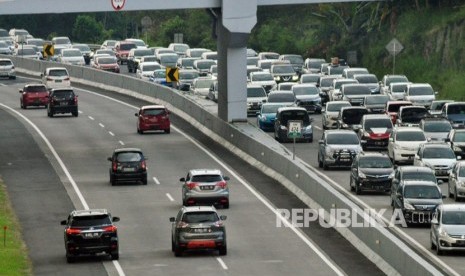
[0,0,380,122]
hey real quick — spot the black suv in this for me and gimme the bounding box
[108,148,147,185]
[170,206,227,257]
[60,209,120,263]
[350,152,394,194]
[47,88,78,117]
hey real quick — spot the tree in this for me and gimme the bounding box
[72,15,105,43]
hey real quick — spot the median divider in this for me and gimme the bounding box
[7,56,445,276]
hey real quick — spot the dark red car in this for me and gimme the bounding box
[93,56,120,73]
[19,83,49,109]
[114,41,136,65]
[135,105,171,134]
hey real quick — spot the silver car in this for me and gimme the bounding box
[322,101,351,129]
[318,129,363,170]
[431,204,465,255]
[180,169,230,208]
[448,161,465,201]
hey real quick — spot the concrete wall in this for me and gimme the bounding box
[6,56,444,276]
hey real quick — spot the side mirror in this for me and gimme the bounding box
[396,192,402,198]
[18,89,23,93]
[458,156,462,160]
[169,217,175,222]
[60,220,67,225]
[220,215,227,220]
[431,218,439,224]
[112,216,120,222]
[107,157,112,161]
[318,139,324,144]
[135,113,139,117]
[179,177,186,182]
[445,138,451,142]
[223,176,230,181]
[438,179,444,185]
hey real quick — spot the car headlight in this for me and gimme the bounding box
[453,146,462,152]
[389,171,395,179]
[458,181,465,187]
[358,171,366,178]
[274,76,280,81]
[404,202,415,210]
[292,75,299,81]
[260,115,267,122]
[439,228,448,237]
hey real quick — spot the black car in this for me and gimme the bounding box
[274,107,313,142]
[60,209,120,263]
[170,206,227,257]
[108,148,147,185]
[47,88,78,117]
[350,152,394,194]
[446,129,465,158]
[390,166,439,206]
[337,106,368,131]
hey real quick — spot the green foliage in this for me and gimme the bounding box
[72,15,106,44]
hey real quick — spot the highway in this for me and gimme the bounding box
[0,75,383,276]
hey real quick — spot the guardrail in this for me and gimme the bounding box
[6,56,444,276]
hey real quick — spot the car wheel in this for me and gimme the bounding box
[223,202,229,209]
[137,128,143,134]
[174,243,183,257]
[72,111,78,117]
[142,176,147,185]
[307,137,313,143]
[66,254,75,263]
[165,128,170,134]
[449,183,453,198]
[111,177,117,186]
[218,245,227,256]
[430,233,437,250]
[454,187,459,202]
[436,238,443,255]
[111,252,119,260]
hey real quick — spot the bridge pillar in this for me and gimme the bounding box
[217,0,257,122]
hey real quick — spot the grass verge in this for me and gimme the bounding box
[0,179,32,276]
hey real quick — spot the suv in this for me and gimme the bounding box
[246,84,268,116]
[60,209,120,263]
[446,129,465,158]
[340,84,371,106]
[404,83,436,108]
[279,54,304,75]
[135,105,170,134]
[180,169,230,208]
[47,88,78,117]
[396,105,428,127]
[270,63,298,83]
[274,107,313,142]
[413,143,459,181]
[127,48,153,73]
[390,166,439,201]
[380,74,409,94]
[302,58,326,74]
[318,129,362,170]
[388,127,427,165]
[350,152,394,194]
[322,101,351,129]
[114,41,137,64]
[447,161,465,201]
[419,118,452,141]
[42,67,71,89]
[385,100,413,124]
[336,106,368,131]
[0,58,16,79]
[292,84,322,113]
[353,73,380,94]
[107,148,147,185]
[363,94,389,114]
[19,83,49,109]
[170,206,227,257]
[440,102,465,128]
[249,71,277,93]
[358,114,393,150]
[431,204,465,255]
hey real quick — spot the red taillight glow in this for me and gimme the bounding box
[102,225,117,233]
[186,182,198,190]
[73,96,78,104]
[177,221,189,228]
[141,160,146,170]
[66,228,81,235]
[112,162,118,172]
[214,221,223,227]
[64,77,70,81]
[216,181,227,189]
[46,77,53,81]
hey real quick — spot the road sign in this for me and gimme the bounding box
[111,0,126,11]
[287,120,302,138]
[165,67,179,83]
[43,44,54,58]
[385,38,404,56]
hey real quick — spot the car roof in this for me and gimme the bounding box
[394,126,423,132]
[189,169,223,176]
[386,100,412,105]
[24,83,46,88]
[358,152,389,158]
[46,67,68,71]
[182,205,218,213]
[71,209,109,217]
[363,114,391,120]
[247,83,265,89]
[277,106,307,113]
[325,129,358,135]
[419,142,451,149]
[440,204,465,212]
[114,147,143,153]
[401,180,438,187]
[398,166,434,173]
[141,105,166,110]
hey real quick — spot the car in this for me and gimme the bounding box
[340,84,372,106]
[341,67,369,79]
[322,101,352,129]
[328,78,359,102]
[186,48,210,58]
[71,43,92,65]
[302,58,326,74]
[135,105,170,134]
[60,209,120,263]
[419,118,452,141]
[114,41,137,64]
[107,148,147,185]
[257,59,278,73]
[270,63,299,83]
[246,65,262,80]
[404,83,437,108]
[440,102,465,128]
[170,206,227,257]
[267,90,296,104]
[385,100,413,124]
[42,67,71,89]
[180,169,230,208]
[431,204,465,255]
[193,59,216,76]
[327,63,349,77]
[396,105,428,127]
[276,82,296,91]
[14,45,40,59]
[249,71,277,93]
[336,106,368,131]
[19,83,49,109]
[247,56,259,67]
[390,166,439,201]
[387,82,412,101]
[429,100,454,116]
[274,107,313,142]
[100,39,117,50]
[349,152,394,194]
[139,55,158,65]
[58,48,85,66]
[92,56,120,73]
[189,77,215,98]
[135,62,162,81]
[47,88,78,117]
[0,58,16,79]
[150,69,168,86]
[363,94,389,114]
[177,69,200,91]
[448,161,465,201]
[207,80,218,102]
[392,180,444,225]
[380,74,409,94]
[292,84,322,113]
[246,84,268,116]
[358,114,393,150]
[299,73,320,85]
[279,54,304,75]
[413,143,459,181]
[51,36,72,48]
[388,127,427,165]
[0,41,13,55]
[25,38,45,54]
[256,103,290,131]
[127,48,153,72]
[200,51,217,61]
[154,48,176,59]
[318,129,362,170]
[177,57,200,69]
[258,51,280,60]
[446,128,465,159]
[168,42,190,57]
[125,38,147,49]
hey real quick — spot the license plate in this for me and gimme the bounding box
[123,167,135,172]
[193,228,209,233]
[200,185,214,190]
[55,80,62,83]
[375,141,384,145]
[84,232,99,238]
[340,158,351,162]
[60,102,68,106]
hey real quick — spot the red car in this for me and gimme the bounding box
[135,105,171,134]
[19,83,49,109]
[114,41,136,65]
[93,56,120,73]
[385,100,412,124]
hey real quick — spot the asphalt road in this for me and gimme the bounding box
[0,76,384,276]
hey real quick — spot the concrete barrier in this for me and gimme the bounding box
[6,56,445,276]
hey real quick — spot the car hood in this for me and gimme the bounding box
[327,144,362,153]
[359,168,393,176]
[424,132,449,141]
[296,95,320,101]
[247,96,267,103]
[442,224,465,236]
[422,158,456,167]
[404,198,442,207]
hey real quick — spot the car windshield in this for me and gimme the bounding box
[409,86,434,96]
[196,61,216,70]
[62,50,82,57]
[293,86,319,96]
[447,104,465,115]
[359,157,392,168]
[391,84,409,93]
[403,172,436,182]
[326,133,359,145]
[142,64,161,72]
[396,131,426,141]
[180,71,199,80]
[364,118,392,129]
[423,147,455,159]
[335,80,357,90]
[49,69,68,77]
[343,86,371,95]
[341,109,367,124]
[262,53,279,59]
[128,40,145,47]
[355,75,378,83]
[143,108,166,116]
[17,48,36,55]
[279,110,310,125]
[160,55,178,63]
[73,45,90,52]
[328,66,347,75]
[191,175,222,182]
[262,104,285,113]
[327,103,351,112]
[142,56,157,62]
[307,60,325,69]
[459,166,465,177]
[453,132,465,142]
[181,58,196,67]
[404,185,440,199]
[134,49,152,57]
[27,39,44,46]
[345,69,368,78]
[301,75,319,83]
[71,215,111,227]
[401,108,428,122]
[387,103,411,112]
[285,55,303,64]
[365,96,389,105]
[54,38,70,44]
[25,85,46,92]
[423,121,452,132]
[116,152,143,162]
[386,76,408,86]
[153,70,166,78]
[272,65,295,74]
[98,57,117,64]
[173,44,188,52]
[182,211,219,223]
[252,73,273,81]
[268,93,295,103]
[120,43,136,50]
[442,211,465,225]
[96,50,114,55]
[195,79,215,89]
[0,60,12,66]
[248,87,267,97]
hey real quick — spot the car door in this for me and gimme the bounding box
[449,163,459,196]
[393,185,404,209]
[430,208,440,243]
[350,157,359,185]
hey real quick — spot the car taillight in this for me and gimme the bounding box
[112,162,118,172]
[64,77,70,81]
[141,160,146,170]
[103,225,117,233]
[186,182,198,190]
[177,221,189,228]
[66,228,81,235]
[46,77,53,81]
[73,96,78,104]
[216,181,227,189]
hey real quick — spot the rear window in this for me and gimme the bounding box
[49,69,68,77]
[0,60,12,66]
[25,85,47,92]
[396,131,426,141]
[364,118,393,129]
[359,157,392,168]
[423,121,451,132]
[272,65,295,74]
[279,110,310,125]
[268,93,295,103]
[52,90,74,98]
[403,172,436,182]
[142,109,166,116]
[387,103,411,113]
[404,185,440,199]
[355,75,378,83]
[442,211,465,225]
[247,87,267,97]
[447,104,465,115]
[191,175,222,182]
[409,86,434,96]
[71,215,111,227]
[326,133,359,145]
[343,85,371,95]
[182,211,219,223]
[120,43,136,51]
[116,152,143,162]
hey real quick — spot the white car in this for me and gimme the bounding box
[353,73,380,94]
[136,62,161,81]
[387,82,411,101]
[404,83,437,108]
[246,84,268,116]
[58,48,85,66]
[419,118,452,141]
[329,78,358,101]
[431,204,465,255]
[190,77,216,98]
[448,161,465,201]
[414,143,459,181]
[249,71,277,92]
[322,101,351,129]
[0,58,16,79]
[387,127,427,165]
[41,67,71,89]
[51,36,72,48]
[125,38,147,49]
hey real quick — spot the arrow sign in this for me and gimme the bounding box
[43,44,54,58]
[165,67,179,83]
